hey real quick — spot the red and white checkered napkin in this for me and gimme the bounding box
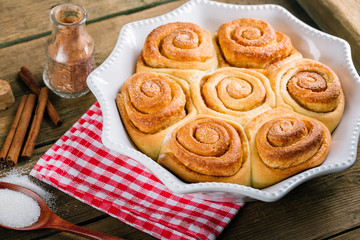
[30,102,243,240]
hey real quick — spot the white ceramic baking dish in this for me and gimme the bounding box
[87,0,360,202]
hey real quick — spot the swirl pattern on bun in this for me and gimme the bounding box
[216,18,297,69]
[268,58,345,132]
[158,116,250,185]
[136,22,218,82]
[244,108,331,188]
[191,67,275,125]
[116,72,197,159]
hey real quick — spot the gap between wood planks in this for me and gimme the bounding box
[30,214,110,240]
[0,0,178,49]
[326,225,360,240]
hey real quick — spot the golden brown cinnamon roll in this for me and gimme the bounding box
[116,72,197,159]
[158,116,250,185]
[244,108,331,189]
[136,22,218,82]
[191,67,276,125]
[268,58,345,132]
[215,18,301,71]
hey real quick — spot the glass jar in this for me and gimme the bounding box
[43,3,96,98]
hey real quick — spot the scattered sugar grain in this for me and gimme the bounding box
[0,189,41,228]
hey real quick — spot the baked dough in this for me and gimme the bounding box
[268,58,345,132]
[191,67,276,125]
[216,18,300,70]
[244,107,331,189]
[136,22,218,82]
[116,71,197,159]
[115,19,345,189]
[158,115,250,185]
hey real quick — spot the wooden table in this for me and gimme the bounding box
[0,0,359,239]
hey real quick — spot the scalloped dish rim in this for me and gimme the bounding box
[87,0,360,202]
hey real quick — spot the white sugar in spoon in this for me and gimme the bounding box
[0,182,124,240]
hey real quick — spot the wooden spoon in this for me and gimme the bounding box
[0,182,124,240]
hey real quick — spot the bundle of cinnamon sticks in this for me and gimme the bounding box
[0,66,62,166]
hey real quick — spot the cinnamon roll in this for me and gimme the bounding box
[268,58,345,132]
[116,72,197,159]
[191,67,276,125]
[244,107,331,189]
[136,22,218,82]
[216,18,301,71]
[158,116,250,185]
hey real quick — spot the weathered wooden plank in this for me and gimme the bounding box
[297,0,360,72]
[0,0,175,47]
[331,228,360,240]
[41,217,157,240]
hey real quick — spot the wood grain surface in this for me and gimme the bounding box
[0,0,176,47]
[0,0,359,239]
[297,0,360,72]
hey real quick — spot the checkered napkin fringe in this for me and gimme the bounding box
[30,102,243,240]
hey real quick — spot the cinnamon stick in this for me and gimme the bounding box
[18,66,63,126]
[5,94,36,166]
[0,95,28,163]
[21,88,48,161]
